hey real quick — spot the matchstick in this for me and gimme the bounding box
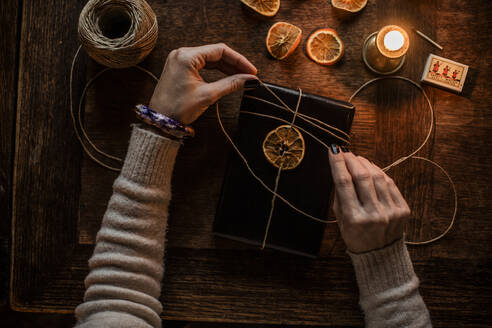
[414,29,444,50]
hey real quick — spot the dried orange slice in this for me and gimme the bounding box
[263,125,305,170]
[240,0,280,17]
[266,22,302,60]
[331,0,367,13]
[306,28,344,65]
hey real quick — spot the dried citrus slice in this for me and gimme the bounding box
[306,28,344,65]
[331,0,367,13]
[266,22,302,60]
[263,125,305,170]
[240,0,280,17]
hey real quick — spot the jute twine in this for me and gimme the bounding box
[216,79,457,246]
[69,48,458,245]
[78,0,158,68]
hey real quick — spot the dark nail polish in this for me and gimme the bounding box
[244,79,260,88]
[330,144,339,154]
[340,146,350,153]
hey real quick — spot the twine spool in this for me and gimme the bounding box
[78,0,158,68]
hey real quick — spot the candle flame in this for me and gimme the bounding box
[384,30,405,51]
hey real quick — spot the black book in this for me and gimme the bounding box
[214,81,355,257]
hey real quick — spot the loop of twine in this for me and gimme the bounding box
[78,0,158,68]
[347,77,457,245]
[69,45,158,172]
[216,79,457,246]
[70,40,457,246]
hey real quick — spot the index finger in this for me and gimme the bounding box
[328,145,360,211]
[190,43,257,75]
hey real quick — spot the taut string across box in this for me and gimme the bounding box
[216,79,457,246]
[69,45,457,246]
[262,87,303,248]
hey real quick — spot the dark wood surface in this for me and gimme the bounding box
[7,0,492,327]
[0,0,20,306]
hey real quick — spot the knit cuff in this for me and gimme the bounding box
[121,124,181,186]
[348,239,417,298]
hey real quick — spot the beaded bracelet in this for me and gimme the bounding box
[134,104,195,138]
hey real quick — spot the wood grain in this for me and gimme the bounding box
[10,0,492,327]
[10,0,86,309]
[0,0,20,306]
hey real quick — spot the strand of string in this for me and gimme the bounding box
[255,81,349,140]
[70,45,457,245]
[240,111,333,151]
[70,46,340,224]
[217,77,458,246]
[404,157,458,245]
[236,108,451,235]
[262,166,283,249]
[348,76,457,245]
[261,88,303,249]
[70,46,343,172]
[70,45,158,172]
[243,94,350,143]
[216,102,331,224]
[349,76,434,173]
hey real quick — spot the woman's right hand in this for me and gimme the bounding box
[328,145,411,253]
[149,43,258,125]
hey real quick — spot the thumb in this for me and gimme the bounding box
[203,74,258,104]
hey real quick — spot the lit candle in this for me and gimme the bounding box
[384,30,405,51]
[362,24,410,74]
[376,25,409,59]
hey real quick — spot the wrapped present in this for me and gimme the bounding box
[214,81,355,257]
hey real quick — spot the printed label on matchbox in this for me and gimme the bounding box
[421,54,469,93]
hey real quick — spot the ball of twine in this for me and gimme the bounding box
[78,0,158,68]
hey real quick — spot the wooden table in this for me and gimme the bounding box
[4,0,492,327]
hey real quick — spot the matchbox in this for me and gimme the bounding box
[421,54,468,93]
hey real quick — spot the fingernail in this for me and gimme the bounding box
[330,144,339,154]
[340,146,350,153]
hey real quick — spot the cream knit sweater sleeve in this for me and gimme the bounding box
[75,125,431,328]
[75,125,180,328]
[349,239,432,327]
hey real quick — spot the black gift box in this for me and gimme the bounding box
[214,81,355,257]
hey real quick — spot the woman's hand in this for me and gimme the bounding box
[328,145,411,253]
[149,43,258,125]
